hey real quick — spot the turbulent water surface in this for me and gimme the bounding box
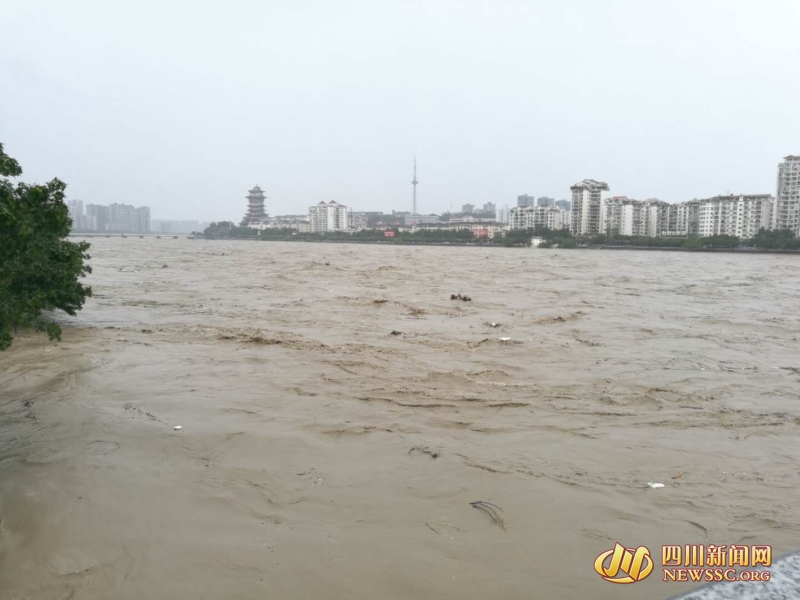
[2,238,800,599]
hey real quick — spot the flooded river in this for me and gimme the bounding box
[2,238,800,599]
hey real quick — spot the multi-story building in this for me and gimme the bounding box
[250,216,311,232]
[598,197,674,237]
[603,197,633,236]
[461,203,475,214]
[561,210,571,231]
[348,212,368,230]
[134,206,150,233]
[495,204,511,225]
[483,202,496,213]
[641,199,668,238]
[417,222,503,238]
[696,194,773,238]
[448,216,495,223]
[105,203,150,233]
[656,200,699,237]
[603,196,657,237]
[509,206,569,231]
[570,179,610,235]
[83,214,97,231]
[108,203,134,232]
[775,155,800,233]
[555,199,571,211]
[517,194,535,208]
[537,196,555,207]
[86,204,110,232]
[67,200,84,230]
[403,214,439,225]
[309,200,348,232]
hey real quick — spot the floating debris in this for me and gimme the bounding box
[470,500,505,530]
[373,299,388,304]
[450,293,472,301]
[389,330,403,336]
[426,523,442,536]
[647,482,665,489]
[408,446,440,459]
[499,337,512,342]
[173,425,183,431]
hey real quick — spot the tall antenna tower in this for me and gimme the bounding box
[411,157,418,217]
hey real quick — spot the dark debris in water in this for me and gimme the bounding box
[408,445,440,459]
[470,500,506,530]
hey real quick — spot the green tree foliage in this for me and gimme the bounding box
[0,143,92,350]
[590,234,684,248]
[702,234,739,248]
[499,228,535,246]
[203,223,486,244]
[683,234,703,250]
[203,221,258,238]
[752,228,800,250]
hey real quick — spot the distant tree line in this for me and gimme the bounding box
[201,223,800,252]
[202,223,485,244]
[751,228,800,250]
[578,229,800,251]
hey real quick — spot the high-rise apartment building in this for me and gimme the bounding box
[80,203,149,232]
[462,203,475,214]
[86,204,110,232]
[309,200,348,232]
[105,203,150,232]
[603,197,641,237]
[67,200,84,230]
[509,206,569,231]
[555,199,570,211]
[483,202,496,213]
[495,204,511,224]
[696,195,773,238]
[655,200,699,237]
[537,196,555,207]
[134,206,151,233]
[108,203,133,232]
[775,155,800,234]
[517,194,535,208]
[570,179,610,235]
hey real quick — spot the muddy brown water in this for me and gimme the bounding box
[2,238,800,599]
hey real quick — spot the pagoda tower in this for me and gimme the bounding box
[241,185,268,226]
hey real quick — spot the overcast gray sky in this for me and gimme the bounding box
[2,0,799,221]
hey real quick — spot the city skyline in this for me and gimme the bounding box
[63,151,791,226]
[3,1,798,221]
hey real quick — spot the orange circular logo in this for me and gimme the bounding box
[594,543,654,583]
